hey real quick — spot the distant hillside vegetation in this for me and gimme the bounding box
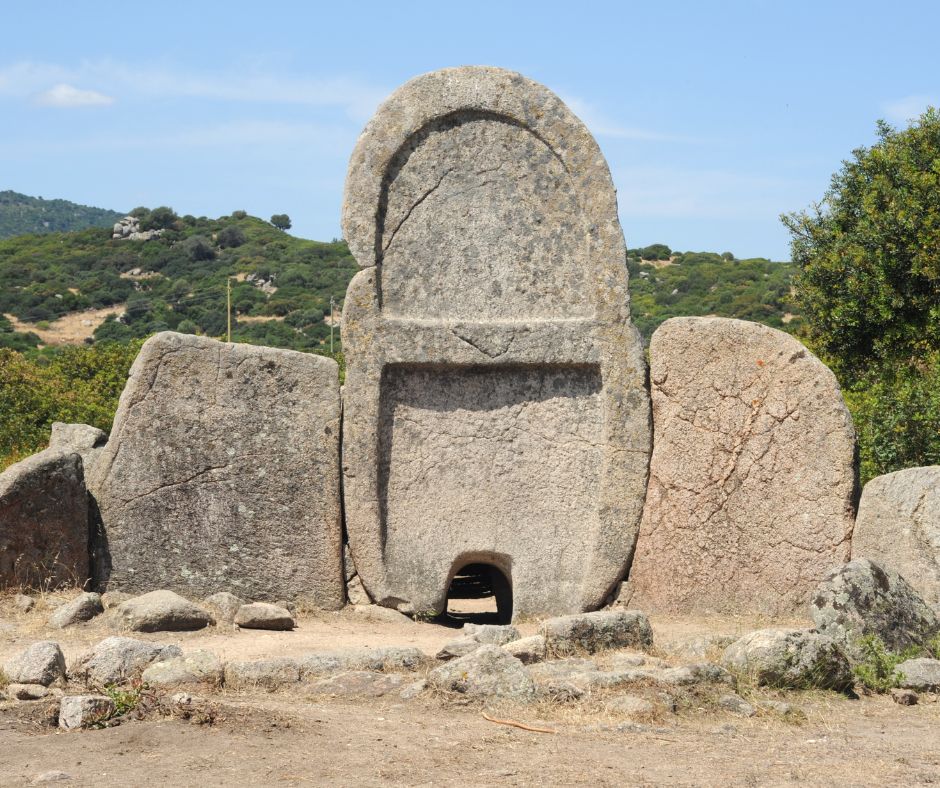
[0,190,124,239]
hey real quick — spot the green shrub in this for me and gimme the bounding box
[852,635,920,693]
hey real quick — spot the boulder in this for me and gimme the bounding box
[59,695,114,729]
[87,331,344,609]
[48,592,103,628]
[3,641,66,686]
[48,422,106,477]
[503,635,547,664]
[428,644,535,701]
[100,591,133,609]
[71,636,182,686]
[721,628,853,690]
[202,591,244,625]
[141,650,223,688]
[306,671,406,698]
[895,658,940,692]
[437,624,521,660]
[223,658,300,689]
[341,67,651,620]
[0,449,89,589]
[852,467,940,609]
[539,610,653,656]
[8,683,58,701]
[810,559,939,658]
[657,663,736,687]
[234,602,295,631]
[891,688,919,706]
[626,317,856,615]
[299,646,427,678]
[112,590,214,632]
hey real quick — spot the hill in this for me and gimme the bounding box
[0,190,124,240]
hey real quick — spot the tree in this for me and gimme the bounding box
[217,225,246,249]
[782,108,940,481]
[270,214,292,231]
[140,206,178,231]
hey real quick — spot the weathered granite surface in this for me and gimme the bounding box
[340,66,651,620]
[625,317,856,614]
[0,449,89,588]
[88,332,343,607]
[853,466,940,610]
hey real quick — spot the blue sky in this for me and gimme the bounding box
[1,1,938,259]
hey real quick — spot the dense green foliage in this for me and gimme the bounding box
[0,190,123,240]
[784,109,940,483]
[0,208,356,353]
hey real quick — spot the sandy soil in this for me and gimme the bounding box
[1,595,938,787]
[5,306,126,346]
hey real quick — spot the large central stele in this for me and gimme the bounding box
[341,66,650,620]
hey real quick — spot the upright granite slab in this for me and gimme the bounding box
[853,467,940,610]
[624,317,856,615]
[88,332,343,607]
[341,67,651,619]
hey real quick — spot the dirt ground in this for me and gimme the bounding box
[4,306,126,345]
[1,595,938,787]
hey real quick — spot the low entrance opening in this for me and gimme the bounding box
[443,563,512,625]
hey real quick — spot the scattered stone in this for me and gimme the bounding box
[87,331,344,608]
[14,593,35,613]
[428,644,535,701]
[59,694,115,729]
[3,641,66,686]
[223,658,300,689]
[658,663,736,687]
[48,592,103,628]
[626,317,856,615]
[462,623,521,645]
[540,610,653,656]
[722,628,853,690]
[234,602,295,631]
[853,466,940,609]
[113,590,214,632]
[350,604,415,625]
[606,694,655,717]
[341,67,651,619]
[895,658,940,692]
[202,591,244,624]
[0,449,89,588]
[8,683,55,700]
[436,637,484,661]
[141,650,223,688]
[810,558,939,659]
[400,679,428,700]
[503,635,547,664]
[100,591,133,609]
[299,646,428,677]
[537,680,585,702]
[31,771,73,783]
[307,671,407,698]
[71,636,182,686]
[891,688,919,706]
[719,693,756,717]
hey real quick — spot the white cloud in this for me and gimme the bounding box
[882,95,938,125]
[560,94,699,143]
[33,83,114,108]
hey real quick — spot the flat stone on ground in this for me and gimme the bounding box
[48,593,103,629]
[895,658,940,692]
[234,602,295,630]
[539,610,653,655]
[223,658,301,689]
[113,590,214,632]
[141,650,223,688]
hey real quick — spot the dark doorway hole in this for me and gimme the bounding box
[442,563,512,626]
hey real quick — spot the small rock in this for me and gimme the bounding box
[8,683,54,700]
[223,658,300,689]
[895,657,940,692]
[503,635,546,664]
[234,602,295,631]
[14,593,35,613]
[461,623,521,645]
[606,694,655,717]
[299,646,428,677]
[810,558,939,659]
[59,695,115,729]
[71,636,181,686]
[100,591,133,609]
[350,604,414,625]
[722,628,853,690]
[400,679,428,700]
[719,693,756,717]
[113,590,214,632]
[436,637,484,661]
[48,593,103,629]
[307,671,406,697]
[141,651,223,688]
[540,610,653,656]
[759,700,797,717]
[428,645,535,700]
[3,641,66,686]
[891,688,919,706]
[31,771,72,783]
[537,680,585,702]
[202,592,244,624]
